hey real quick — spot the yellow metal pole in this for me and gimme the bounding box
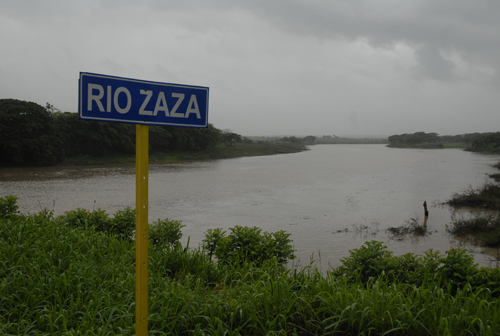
[135,124,149,335]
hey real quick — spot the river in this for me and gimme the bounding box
[1,144,499,269]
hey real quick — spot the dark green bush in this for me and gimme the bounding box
[57,208,110,231]
[447,214,500,247]
[0,99,63,166]
[332,241,487,290]
[110,206,135,240]
[439,248,478,286]
[3,204,500,335]
[202,228,226,260]
[206,225,296,267]
[149,218,185,249]
[333,241,396,282]
[448,183,500,210]
[56,207,135,240]
[0,195,19,218]
[474,267,500,293]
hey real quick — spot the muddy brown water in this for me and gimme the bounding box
[1,144,499,269]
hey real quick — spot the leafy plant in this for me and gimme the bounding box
[333,240,396,282]
[447,214,500,247]
[110,206,135,240]
[149,218,185,249]
[439,248,478,286]
[56,207,135,240]
[202,228,226,260]
[57,207,110,232]
[3,206,500,335]
[209,225,295,267]
[0,195,19,218]
[448,182,500,210]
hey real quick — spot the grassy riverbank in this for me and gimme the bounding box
[59,142,306,166]
[446,159,500,248]
[2,197,500,335]
[386,143,468,149]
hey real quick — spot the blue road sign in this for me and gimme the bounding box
[79,72,209,127]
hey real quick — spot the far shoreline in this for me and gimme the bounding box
[53,142,308,167]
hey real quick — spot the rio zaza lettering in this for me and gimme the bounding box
[87,84,201,119]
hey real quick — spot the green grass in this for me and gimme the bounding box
[387,143,468,149]
[448,182,500,211]
[2,204,500,335]
[447,215,500,248]
[445,160,500,248]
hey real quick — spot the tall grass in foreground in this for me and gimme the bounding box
[2,206,500,334]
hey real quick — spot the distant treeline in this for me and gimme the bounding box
[388,131,500,152]
[269,135,388,145]
[0,99,226,166]
[314,135,388,145]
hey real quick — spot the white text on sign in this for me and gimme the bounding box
[87,84,201,119]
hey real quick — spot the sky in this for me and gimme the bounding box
[1,0,499,137]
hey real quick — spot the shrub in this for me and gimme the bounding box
[393,252,424,284]
[202,228,226,260]
[56,207,136,240]
[474,267,500,295]
[149,218,185,249]
[208,225,295,267]
[110,206,135,240]
[447,214,500,248]
[333,241,491,291]
[438,248,478,286]
[0,195,19,218]
[448,182,500,210]
[333,240,396,282]
[57,208,110,231]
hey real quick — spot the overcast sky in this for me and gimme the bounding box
[1,1,499,136]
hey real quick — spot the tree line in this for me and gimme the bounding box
[388,131,500,151]
[0,99,231,166]
[277,135,388,145]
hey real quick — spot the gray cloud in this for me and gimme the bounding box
[1,0,499,136]
[413,45,455,81]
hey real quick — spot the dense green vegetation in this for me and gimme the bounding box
[0,99,222,166]
[448,183,500,211]
[315,136,388,145]
[0,99,306,167]
[2,195,500,335]
[270,135,387,145]
[446,179,500,248]
[466,132,500,153]
[203,226,295,266]
[388,132,466,148]
[448,215,500,248]
[445,148,500,248]
[388,131,500,152]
